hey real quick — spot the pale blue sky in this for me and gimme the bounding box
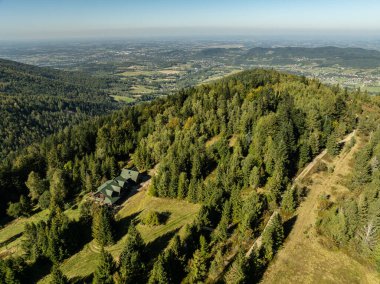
[0,0,379,39]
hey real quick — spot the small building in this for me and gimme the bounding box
[120,168,140,183]
[92,168,140,205]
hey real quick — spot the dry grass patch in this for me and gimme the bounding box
[261,132,379,284]
[205,134,221,148]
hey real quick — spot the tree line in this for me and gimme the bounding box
[0,69,363,282]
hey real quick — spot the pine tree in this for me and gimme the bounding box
[148,254,169,284]
[49,169,67,209]
[118,224,145,283]
[50,265,68,284]
[327,131,339,156]
[208,250,224,280]
[92,206,115,246]
[177,172,188,199]
[261,212,284,261]
[187,236,208,283]
[47,208,70,262]
[5,268,20,284]
[224,250,248,284]
[25,171,46,201]
[93,248,116,284]
[281,185,297,215]
[298,141,311,168]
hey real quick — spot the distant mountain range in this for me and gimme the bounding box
[197,46,380,68]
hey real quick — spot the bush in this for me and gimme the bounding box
[317,194,333,211]
[38,191,51,210]
[7,195,31,218]
[6,202,23,218]
[315,161,328,173]
[141,211,163,226]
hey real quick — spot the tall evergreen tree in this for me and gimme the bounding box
[93,248,116,284]
[92,206,115,246]
[327,131,340,156]
[25,171,47,202]
[148,254,169,284]
[50,265,68,284]
[186,236,208,283]
[261,212,284,261]
[118,224,145,283]
[224,250,248,284]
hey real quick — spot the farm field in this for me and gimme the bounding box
[110,95,136,103]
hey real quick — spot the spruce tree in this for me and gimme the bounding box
[298,141,311,168]
[187,236,208,283]
[148,254,169,284]
[177,172,188,199]
[49,169,68,210]
[208,250,224,280]
[118,224,145,283]
[326,131,339,156]
[5,268,20,284]
[47,208,70,262]
[50,265,68,284]
[25,171,46,202]
[92,206,115,246]
[93,248,116,284]
[261,212,284,261]
[281,185,297,215]
[224,250,248,284]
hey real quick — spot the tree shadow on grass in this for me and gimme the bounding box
[70,274,93,284]
[158,211,171,225]
[67,219,93,256]
[22,256,53,283]
[144,229,179,267]
[283,214,298,240]
[0,232,22,248]
[114,211,141,242]
[251,214,299,284]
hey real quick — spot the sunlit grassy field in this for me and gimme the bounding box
[110,95,136,103]
[38,191,200,283]
[0,205,82,259]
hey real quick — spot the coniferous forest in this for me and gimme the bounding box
[0,58,118,160]
[2,66,378,283]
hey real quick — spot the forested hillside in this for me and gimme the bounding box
[245,46,380,68]
[316,109,380,270]
[0,69,365,283]
[0,58,118,160]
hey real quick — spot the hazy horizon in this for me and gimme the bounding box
[1,0,380,40]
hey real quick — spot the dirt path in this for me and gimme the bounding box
[260,132,379,284]
[295,130,355,183]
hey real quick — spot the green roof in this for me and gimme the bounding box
[94,179,122,205]
[120,168,139,183]
[93,168,139,205]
